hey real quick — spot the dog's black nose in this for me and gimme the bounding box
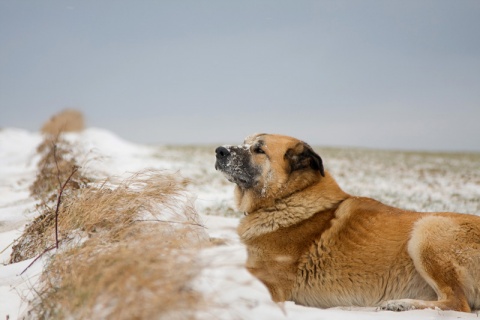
[215,146,230,159]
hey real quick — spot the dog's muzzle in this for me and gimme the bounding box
[215,145,259,189]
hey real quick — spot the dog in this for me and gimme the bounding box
[215,133,480,312]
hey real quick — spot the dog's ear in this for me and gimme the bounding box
[285,142,325,177]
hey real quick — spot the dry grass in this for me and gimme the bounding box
[14,110,91,263]
[12,114,209,318]
[48,170,196,244]
[23,170,207,319]
[10,134,91,263]
[30,134,90,202]
[40,109,85,135]
[35,227,204,319]
[34,109,87,207]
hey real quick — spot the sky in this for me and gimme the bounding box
[1,1,479,151]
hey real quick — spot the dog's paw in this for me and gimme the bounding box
[380,300,416,312]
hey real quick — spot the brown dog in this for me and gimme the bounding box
[215,133,480,312]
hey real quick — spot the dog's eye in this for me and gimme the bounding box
[253,146,265,154]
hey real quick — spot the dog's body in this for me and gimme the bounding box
[215,134,480,312]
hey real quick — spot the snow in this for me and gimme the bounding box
[1,127,479,319]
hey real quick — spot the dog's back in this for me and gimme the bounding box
[292,197,480,311]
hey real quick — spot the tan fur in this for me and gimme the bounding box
[228,134,480,312]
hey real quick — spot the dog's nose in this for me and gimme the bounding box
[215,146,230,159]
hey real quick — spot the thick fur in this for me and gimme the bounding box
[215,133,480,312]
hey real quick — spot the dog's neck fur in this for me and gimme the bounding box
[238,171,349,242]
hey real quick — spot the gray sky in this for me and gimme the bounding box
[1,1,479,151]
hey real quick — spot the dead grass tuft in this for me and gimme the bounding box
[40,109,85,135]
[34,223,204,319]
[28,171,207,319]
[10,135,91,263]
[13,119,209,318]
[48,170,196,243]
[30,134,91,201]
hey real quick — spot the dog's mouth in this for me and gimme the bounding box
[220,170,254,189]
[215,159,257,189]
[215,145,259,189]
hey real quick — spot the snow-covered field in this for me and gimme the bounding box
[1,127,479,319]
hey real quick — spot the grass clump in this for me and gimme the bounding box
[40,109,85,135]
[12,109,90,262]
[10,134,91,263]
[20,163,207,319]
[29,171,206,319]
[30,135,90,202]
[11,109,209,318]
[35,225,204,319]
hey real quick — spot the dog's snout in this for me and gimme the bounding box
[215,146,230,159]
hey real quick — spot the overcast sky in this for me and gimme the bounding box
[1,1,479,151]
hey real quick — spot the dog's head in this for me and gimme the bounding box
[215,133,325,211]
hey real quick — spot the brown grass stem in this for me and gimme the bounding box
[133,219,206,229]
[53,142,78,249]
[20,245,56,276]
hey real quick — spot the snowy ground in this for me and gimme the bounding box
[0,127,479,319]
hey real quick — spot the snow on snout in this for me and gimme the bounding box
[216,144,258,188]
[220,145,249,174]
